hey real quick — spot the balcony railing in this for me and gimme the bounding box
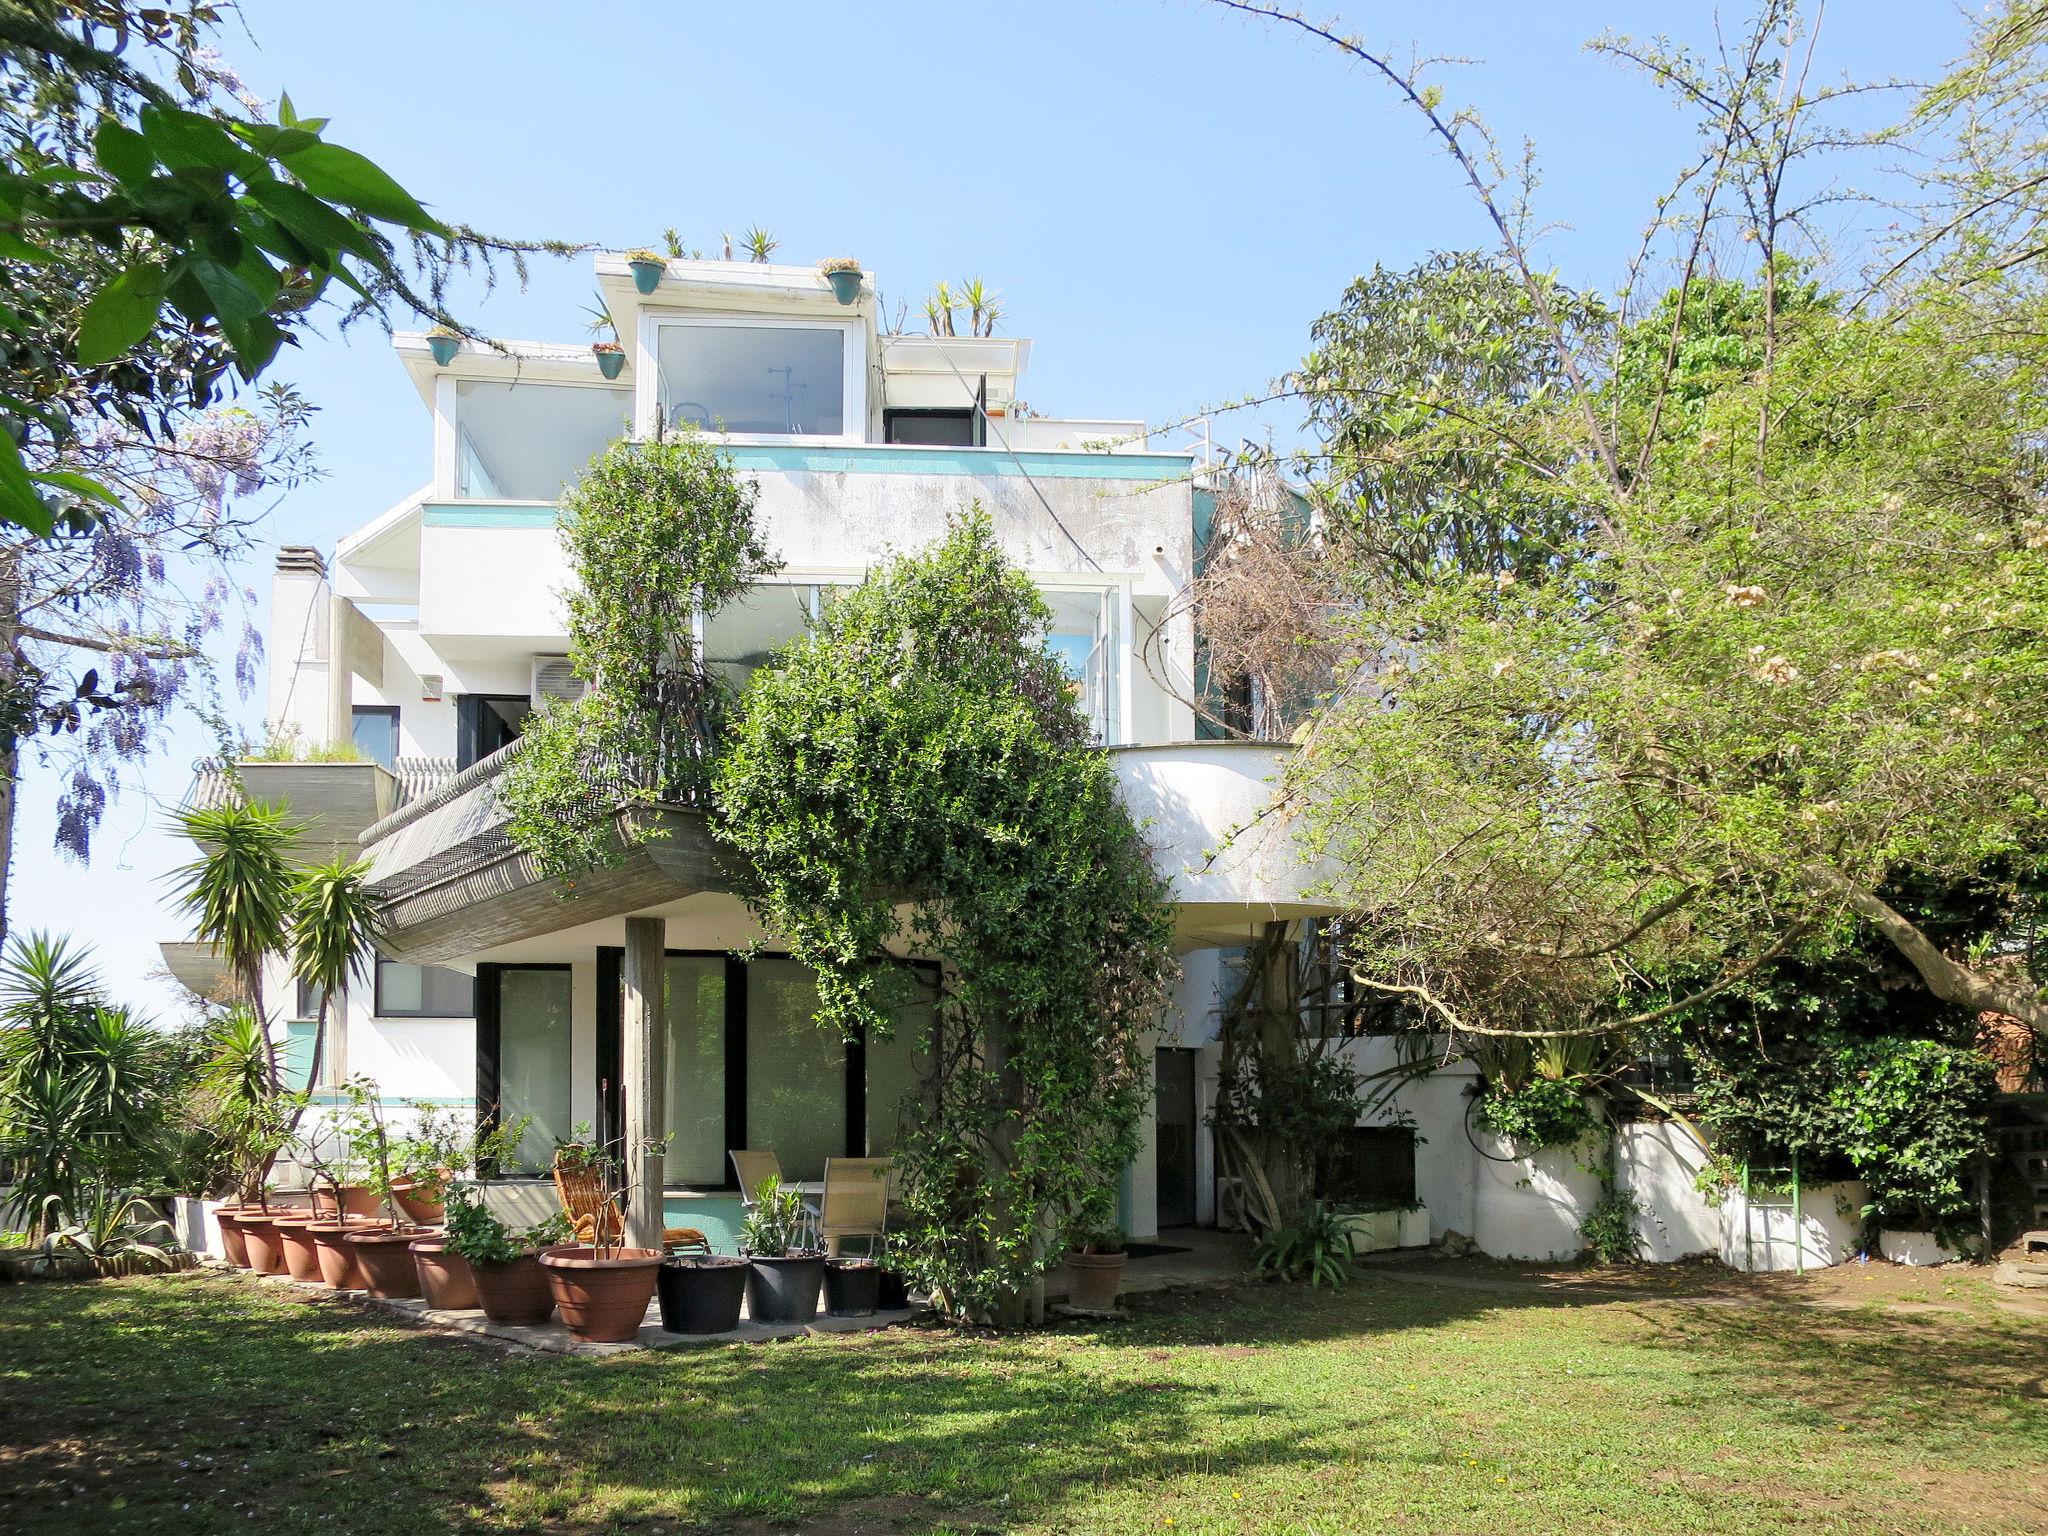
[187,755,458,814]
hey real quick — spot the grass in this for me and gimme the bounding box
[0,1267,2043,1534]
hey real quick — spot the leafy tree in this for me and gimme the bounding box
[715,514,1174,1326]
[0,0,574,941]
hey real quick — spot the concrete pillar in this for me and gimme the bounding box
[326,590,352,750]
[621,916,667,1251]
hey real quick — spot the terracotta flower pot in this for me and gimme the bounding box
[272,1215,325,1283]
[540,1245,663,1343]
[1064,1249,1128,1312]
[389,1177,447,1226]
[468,1254,555,1325]
[307,1219,389,1290]
[238,1211,287,1276]
[409,1235,478,1310]
[347,1228,426,1299]
[214,1206,254,1268]
[310,1185,381,1221]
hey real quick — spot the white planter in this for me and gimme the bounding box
[1472,1137,1604,1261]
[1338,1208,1401,1255]
[1880,1229,1961,1266]
[1399,1205,1431,1248]
[1717,1181,1867,1271]
[174,1197,226,1259]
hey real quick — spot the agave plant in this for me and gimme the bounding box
[21,1189,182,1279]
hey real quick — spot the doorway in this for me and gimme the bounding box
[1155,1047,1198,1229]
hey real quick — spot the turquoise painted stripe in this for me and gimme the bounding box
[424,504,558,528]
[301,1092,476,1107]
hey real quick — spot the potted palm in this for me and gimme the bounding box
[818,256,863,306]
[583,294,627,380]
[739,1177,826,1325]
[538,1130,666,1343]
[1064,1222,1129,1312]
[625,247,666,294]
[444,1183,569,1324]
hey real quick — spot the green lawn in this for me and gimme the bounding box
[1,1268,2042,1534]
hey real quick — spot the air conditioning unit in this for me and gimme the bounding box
[529,654,587,709]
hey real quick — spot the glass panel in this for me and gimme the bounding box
[886,410,975,446]
[376,956,476,1018]
[350,706,398,769]
[294,977,327,1022]
[497,968,573,1175]
[658,323,845,436]
[282,1021,318,1093]
[703,584,835,693]
[745,957,844,1181]
[454,381,632,500]
[664,957,726,1186]
[864,972,934,1156]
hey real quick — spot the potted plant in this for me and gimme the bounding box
[444,1183,570,1325]
[1064,1223,1128,1312]
[655,1253,750,1334]
[426,324,462,366]
[624,248,666,295]
[823,1254,882,1317]
[271,1211,325,1283]
[538,1131,667,1343]
[739,1177,825,1325]
[408,1229,479,1310]
[818,256,863,306]
[582,293,628,380]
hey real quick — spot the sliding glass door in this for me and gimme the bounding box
[484,965,573,1175]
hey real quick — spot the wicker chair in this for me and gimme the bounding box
[552,1154,709,1255]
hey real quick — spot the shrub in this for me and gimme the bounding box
[1578,1186,1643,1264]
[1251,1201,1354,1288]
[1474,1076,1599,1150]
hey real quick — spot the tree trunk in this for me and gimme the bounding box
[0,546,21,954]
[1807,866,2048,1035]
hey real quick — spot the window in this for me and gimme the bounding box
[491,967,573,1174]
[350,705,399,769]
[453,381,632,501]
[294,976,327,1021]
[374,954,476,1018]
[282,1020,319,1093]
[663,956,728,1186]
[1320,1126,1417,1208]
[885,408,977,447]
[455,694,532,770]
[702,583,846,693]
[656,320,848,437]
[746,958,845,1182]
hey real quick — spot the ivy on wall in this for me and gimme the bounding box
[500,431,778,878]
[713,511,1175,1325]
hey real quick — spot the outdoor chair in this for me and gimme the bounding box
[552,1152,710,1255]
[819,1157,892,1258]
[729,1148,784,1208]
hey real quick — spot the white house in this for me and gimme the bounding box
[166,252,1346,1254]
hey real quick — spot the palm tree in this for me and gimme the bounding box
[286,857,385,1108]
[167,799,299,1091]
[957,277,1002,337]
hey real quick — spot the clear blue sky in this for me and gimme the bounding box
[13,0,1970,1016]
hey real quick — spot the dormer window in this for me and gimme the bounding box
[650,315,861,442]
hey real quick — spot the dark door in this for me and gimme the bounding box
[1155,1047,1198,1229]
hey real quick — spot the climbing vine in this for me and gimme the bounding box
[501,432,777,878]
[713,512,1174,1325]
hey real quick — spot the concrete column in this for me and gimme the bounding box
[621,916,667,1251]
[326,591,352,750]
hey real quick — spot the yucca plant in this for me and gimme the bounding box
[285,856,384,1103]
[168,799,301,1090]
[957,277,1002,337]
[923,280,956,337]
[201,1006,298,1204]
[741,223,778,262]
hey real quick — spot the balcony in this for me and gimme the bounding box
[185,756,455,858]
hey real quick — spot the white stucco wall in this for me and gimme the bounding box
[1718,1180,1868,1271]
[1618,1121,1720,1262]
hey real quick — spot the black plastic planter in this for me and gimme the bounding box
[876,1268,911,1309]
[824,1259,882,1317]
[656,1255,748,1335]
[745,1253,825,1324]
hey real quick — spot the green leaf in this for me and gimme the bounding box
[187,255,268,328]
[75,264,168,365]
[244,180,379,261]
[281,141,443,233]
[138,105,247,172]
[28,468,122,507]
[0,434,57,536]
[94,119,155,186]
[0,230,55,264]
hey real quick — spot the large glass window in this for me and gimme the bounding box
[374,954,475,1018]
[454,381,631,501]
[702,583,847,693]
[657,322,846,437]
[864,974,934,1156]
[745,958,846,1181]
[351,705,398,769]
[664,957,727,1186]
[496,968,573,1174]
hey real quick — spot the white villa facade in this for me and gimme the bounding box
[165,252,1337,1253]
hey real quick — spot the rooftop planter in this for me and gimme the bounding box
[426,326,462,366]
[625,249,666,294]
[818,257,863,305]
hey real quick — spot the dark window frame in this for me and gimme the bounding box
[455,693,532,770]
[475,961,571,1179]
[883,407,982,448]
[350,704,400,768]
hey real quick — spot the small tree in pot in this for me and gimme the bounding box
[1064,1216,1128,1313]
[443,1183,571,1324]
[538,1126,669,1343]
[739,1177,825,1325]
